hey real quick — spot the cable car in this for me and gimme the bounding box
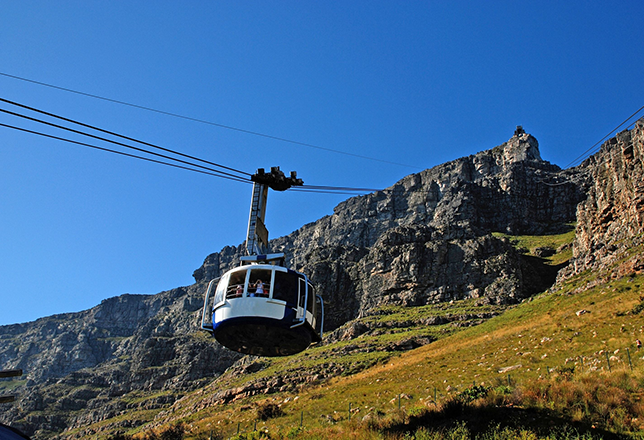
[202,253,324,356]
[201,168,324,356]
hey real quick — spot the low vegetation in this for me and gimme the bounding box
[67,231,644,439]
[105,423,186,440]
[492,226,576,266]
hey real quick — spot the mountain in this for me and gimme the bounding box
[195,127,585,328]
[1,121,641,439]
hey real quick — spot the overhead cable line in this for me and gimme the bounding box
[0,97,251,178]
[536,171,590,187]
[0,106,249,182]
[0,71,421,170]
[535,104,644,187]
[301,184,383,192]
[0,105,378,193]
[0,96,384,195]
[291,188,371,195]
[0,122,251,183]
[563,103,644,169]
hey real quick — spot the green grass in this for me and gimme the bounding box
[59,229,644,439]
[493,227,576,266]
[363,301,506,324]
[120,389,175,406]
[193,299,504,395]
[177,269,644,439]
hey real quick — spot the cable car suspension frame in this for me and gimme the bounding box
[201,167,324,357]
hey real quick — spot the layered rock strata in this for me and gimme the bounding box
[564,118,644,278]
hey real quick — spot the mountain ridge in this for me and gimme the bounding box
[2,121,642,438]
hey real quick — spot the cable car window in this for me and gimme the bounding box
[307,282,315,315]
[298,278,306,310]
[214,273,229,305]
[249,269,271,297]
[273,271,298,306]
[227,270,247,298]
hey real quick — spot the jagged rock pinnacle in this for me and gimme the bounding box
[503,126,542,163]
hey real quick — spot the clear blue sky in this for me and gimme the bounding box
[1,1,643,326]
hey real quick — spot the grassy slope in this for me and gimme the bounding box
[68,231,644,439]
[204,273,642,438]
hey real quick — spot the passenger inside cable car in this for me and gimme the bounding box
[248,269,270,297]
[227,271,246,298]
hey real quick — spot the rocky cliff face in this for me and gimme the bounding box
[563,118,644,279]
[0,128,591,438]
[0,284,241,437]
[0,287,237,385]
[195,128,585,328]
[1,294,164,383]
[195,129,578,284]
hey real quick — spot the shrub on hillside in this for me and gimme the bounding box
[137,423,185,440]
[256,401,284,420]
[457,385,490,403]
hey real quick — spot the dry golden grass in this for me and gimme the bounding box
[197,271,644,439]
[89,236,644,439]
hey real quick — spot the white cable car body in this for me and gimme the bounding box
[201,168,324,356]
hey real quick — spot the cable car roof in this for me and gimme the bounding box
[240,253,286,266]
